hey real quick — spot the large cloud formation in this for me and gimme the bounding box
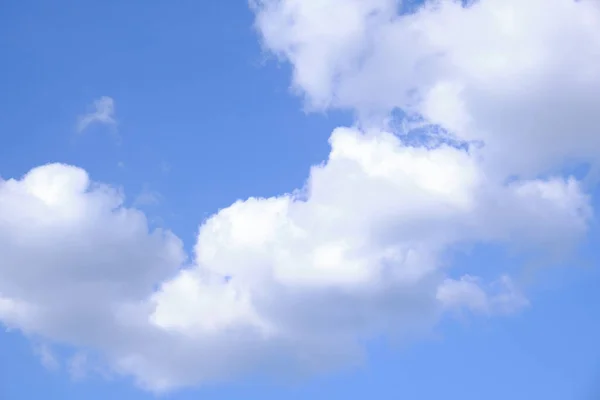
[0,0,598,392]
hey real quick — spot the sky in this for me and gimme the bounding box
[1,0,600,399]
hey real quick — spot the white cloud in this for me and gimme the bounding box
[77,96,117,133]
[0,163,185,352]
[253,0,600,177]
[0,133,589,390]
[0,0,598,393]
[437,275,529,315]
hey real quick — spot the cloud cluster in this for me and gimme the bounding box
[1,0,599,392]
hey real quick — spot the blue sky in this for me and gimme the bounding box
[0,0,340,246]
[1,1,600,399]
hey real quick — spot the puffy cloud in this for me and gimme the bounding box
[0,163,185,346]
[76,96,117,133]
[0,129,588,390]
[0,0,598,392]
[254,0,600,176]
[143,127,586,390]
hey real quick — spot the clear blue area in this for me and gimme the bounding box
[1,1,599,399]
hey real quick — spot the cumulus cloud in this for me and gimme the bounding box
[76,96,117,133]
[0,0,599,393]
[0,164,185,352]
[254,0,600,177]
[0,138,588,390]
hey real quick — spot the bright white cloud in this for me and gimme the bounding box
[0,133,588,390]
[77,96,117,133]
[0,163,185,352]
[254,0,600,177]
[0,0,599,393]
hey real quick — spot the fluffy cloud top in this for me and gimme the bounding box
[1,0,599,392]
[254,0,600,176]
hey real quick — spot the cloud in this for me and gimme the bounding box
[68,352,89,381]
[253,0,600,177]
[76,96,117,133]
[0,0,598,393]
[34,344,59,371]
[160,161,171,175]
[437,275,529,315]
[133,186,162,208]
[0,138,588,390]
[0,164,185,355]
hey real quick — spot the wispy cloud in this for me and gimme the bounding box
[34,344,59,372]
[134,185,163,207]
[68,352,88,381]
[76,96,117,133]
[160,161,171,176]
